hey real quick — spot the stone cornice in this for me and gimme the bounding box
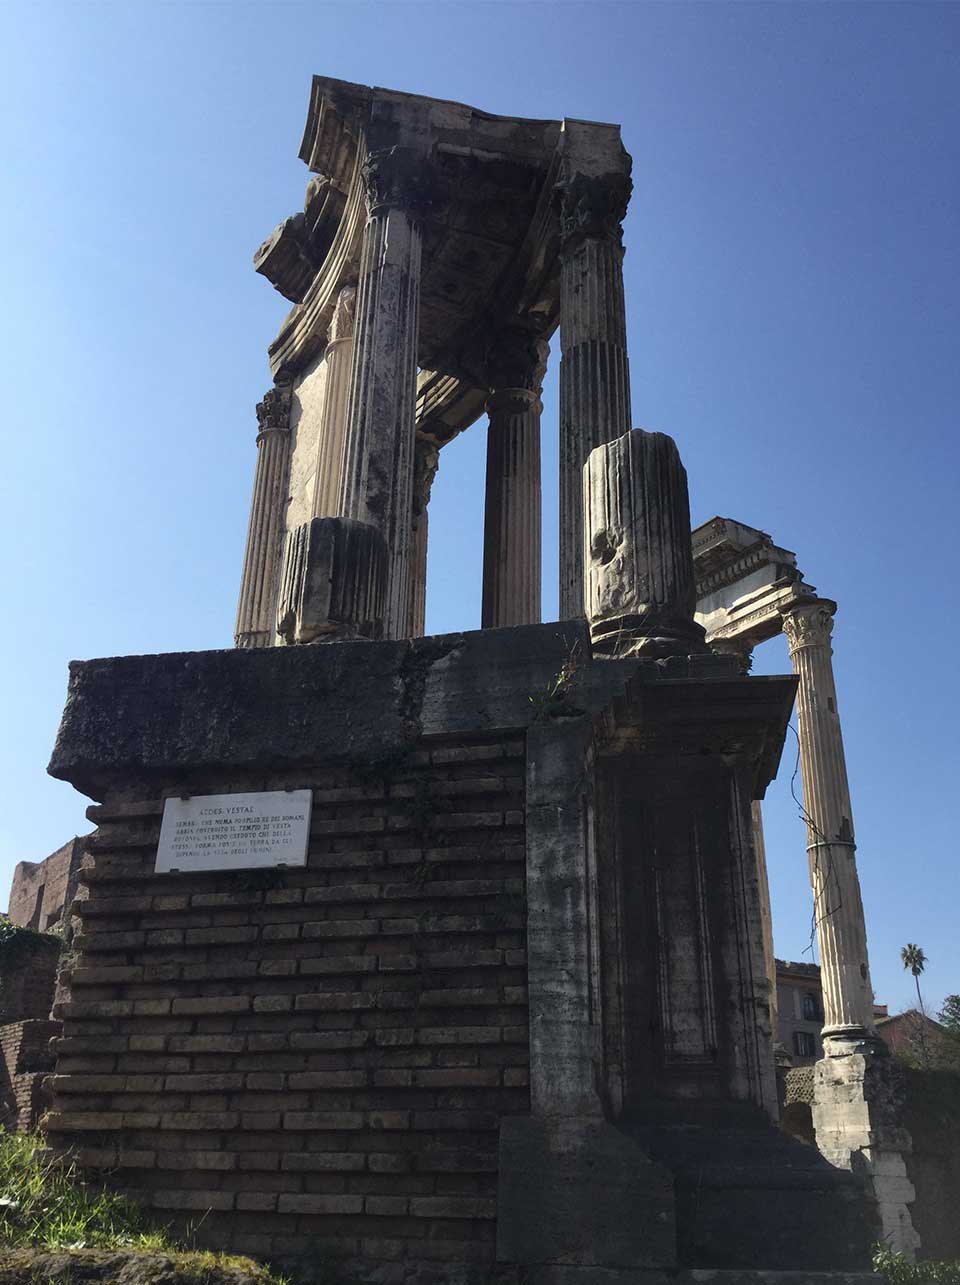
[267,145,367,380]
[694,539,799,598]
[698,580,822,650]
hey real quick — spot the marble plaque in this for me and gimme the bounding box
[156,790,312,873]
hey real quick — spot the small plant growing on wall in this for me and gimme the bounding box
[529,641,583,721]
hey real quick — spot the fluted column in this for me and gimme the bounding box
[710,637,780,1049]
[311,284,356,519]
[407,438,439,638]
[751,799,781,1051]
[558,172,633,619]
[583,428,707,657]
[781,599,876,1045]
[482,333,547,628]
[340,147,427,640]
[235,384,293,648]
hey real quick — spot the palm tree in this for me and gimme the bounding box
[901,943,928,1065]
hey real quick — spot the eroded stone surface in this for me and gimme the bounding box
[583,429,707,656]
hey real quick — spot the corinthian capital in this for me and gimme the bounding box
[710,636,754,674]
[558,171,632,251]
[781,600,836,654]
[363,146,433,218]
[255,384,293,437]
[484,328,550,393]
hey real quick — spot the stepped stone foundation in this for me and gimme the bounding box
[43,625,883,1279]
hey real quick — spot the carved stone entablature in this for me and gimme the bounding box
[303,175,347,256]
[255,384,293,438]
[696,546,802,600]
[363,146,434,219]
[253,214,319,305]
[262,76,630,443]
[781,599,837,655]
[692,517,799,598]
[558,172,632,252]
[483,328,550,395]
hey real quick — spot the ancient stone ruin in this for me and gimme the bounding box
[42,77,937,1278]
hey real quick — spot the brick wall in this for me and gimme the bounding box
[7,837,86,930]
[0,1019,58,1131]
[45,735,529,1267]
[0,937,60,1024]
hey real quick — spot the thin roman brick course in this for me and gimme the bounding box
[48,734,528,1262]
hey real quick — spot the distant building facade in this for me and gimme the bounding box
[6,836,86,930]
[875,1009,947,1059]
[777,958,911,1065]
[776,959,826,1063]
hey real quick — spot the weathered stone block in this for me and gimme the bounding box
[277,516,387,644]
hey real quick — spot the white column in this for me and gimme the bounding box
[235,385,292,649]
[558,173,632,620]
[781,599,875,1044]
[482,333,547,628]
[340,147,426,640]
[311,284,356,519]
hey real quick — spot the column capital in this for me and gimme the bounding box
[484,329,550,395]
[255,384,293,440]
[558,171,632,253]
[362,146,433,219]
[781,598,837,654]
[710,636,754,674]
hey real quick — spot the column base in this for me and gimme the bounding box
[590,614,710,660]
[812,1046,919,1257]
[821,1026,888,1058]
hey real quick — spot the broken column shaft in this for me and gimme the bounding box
[583,428,707,657]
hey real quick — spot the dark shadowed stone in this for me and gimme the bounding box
[497,1116,676,1270]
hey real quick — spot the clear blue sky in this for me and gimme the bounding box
[1,1,957,1017]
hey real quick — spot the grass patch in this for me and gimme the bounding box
[0,1131,286,1281]
[874,1248,960,1285]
